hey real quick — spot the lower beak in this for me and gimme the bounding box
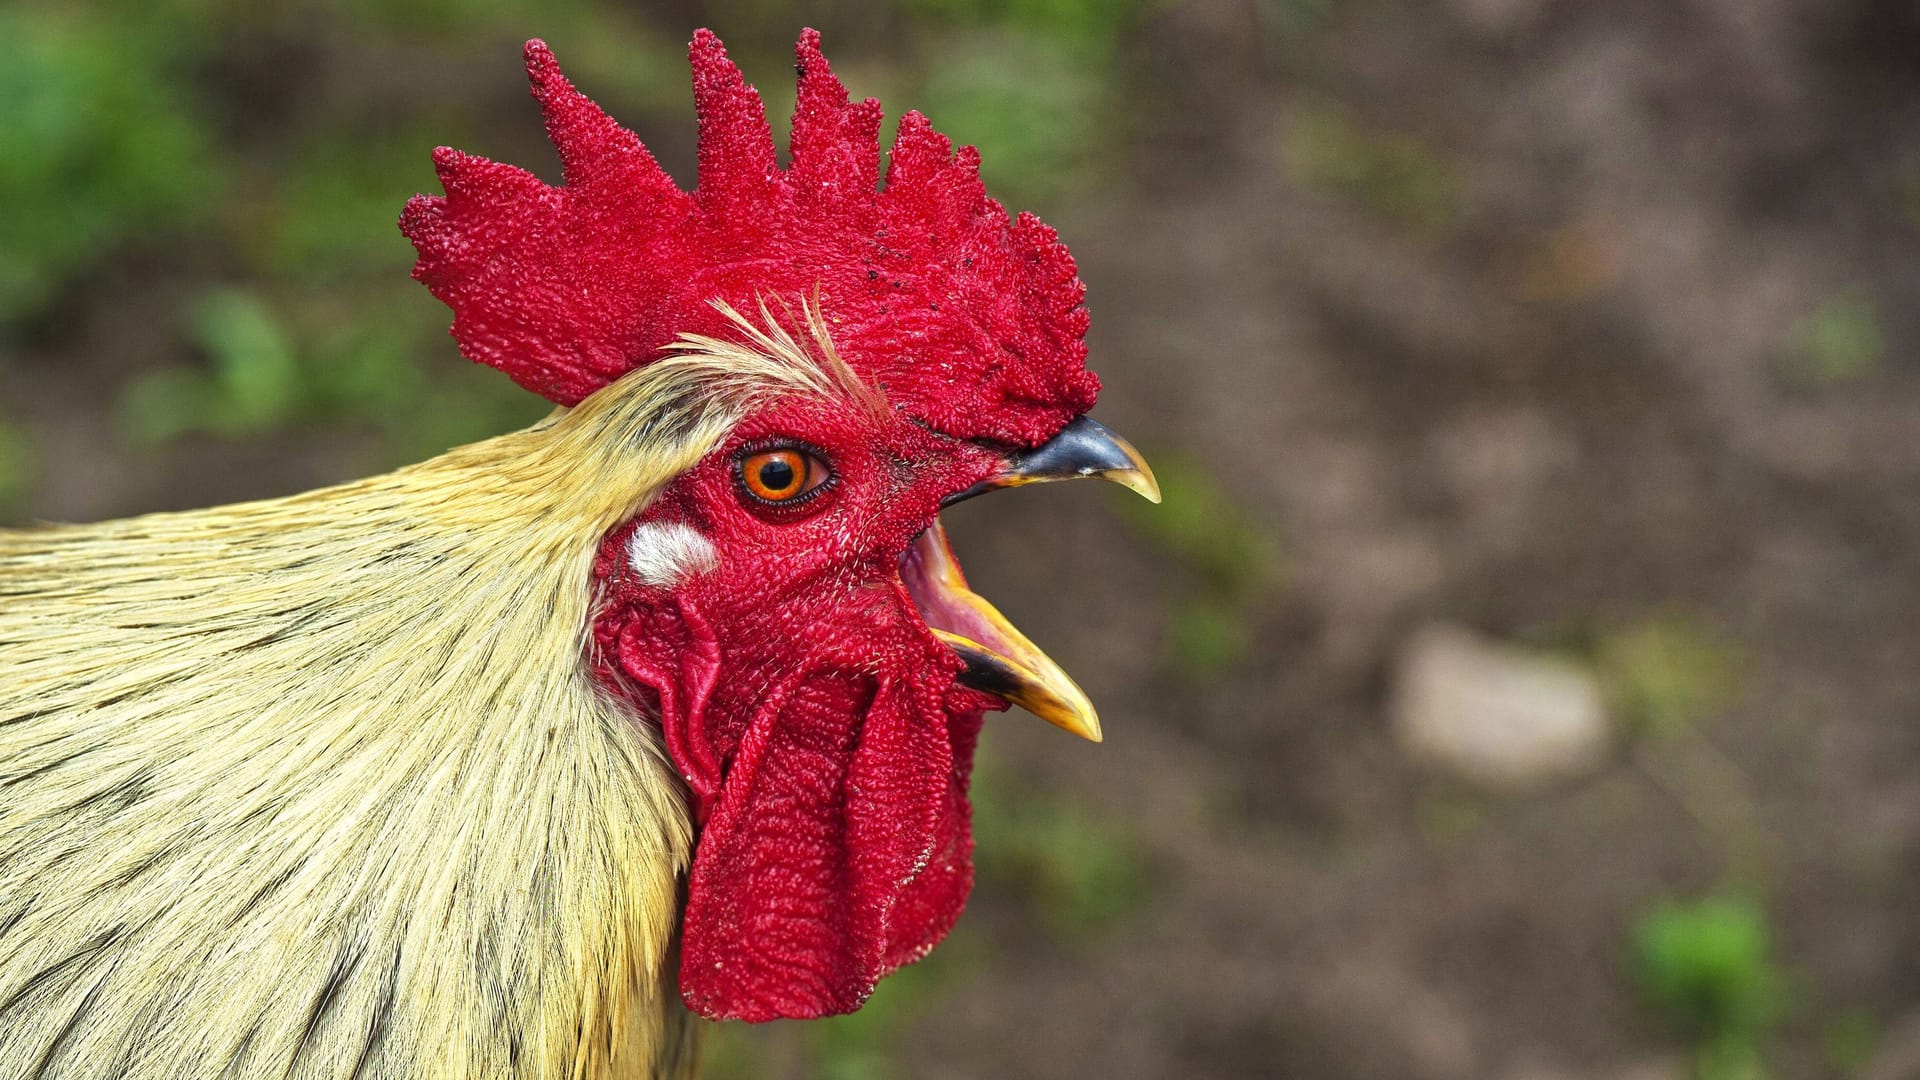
[902,519,1103,741]
[902,415,1161,742]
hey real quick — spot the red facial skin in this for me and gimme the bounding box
[589,394,1012,1021]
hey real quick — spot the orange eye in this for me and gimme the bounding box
[736,446,833,510]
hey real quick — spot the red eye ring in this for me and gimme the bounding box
[734,443,834,514]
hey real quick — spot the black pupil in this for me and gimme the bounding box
[758,458,798,493]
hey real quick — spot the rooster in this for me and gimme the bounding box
[0,28,1156,1079]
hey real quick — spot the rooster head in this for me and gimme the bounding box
[401,28,1157,1022]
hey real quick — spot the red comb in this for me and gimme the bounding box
[400,28,1098,446]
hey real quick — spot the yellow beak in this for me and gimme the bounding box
[903,415,1160,742]
[908,519,1104,742]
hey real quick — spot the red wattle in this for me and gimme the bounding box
[596,570,985,1020]
[675,674,978,1019]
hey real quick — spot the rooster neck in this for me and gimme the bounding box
[0,368,778,1078]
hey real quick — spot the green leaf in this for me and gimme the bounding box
[1630,894,1785,1048]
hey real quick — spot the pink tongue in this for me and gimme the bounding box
[676,670,979,1020]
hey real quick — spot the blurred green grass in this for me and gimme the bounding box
[1630,893,1786,1080]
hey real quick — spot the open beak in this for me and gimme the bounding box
[903,416,1160,742]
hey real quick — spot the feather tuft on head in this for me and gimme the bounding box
[400,28,1099,447]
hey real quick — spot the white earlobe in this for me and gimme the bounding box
[626,521,720,587]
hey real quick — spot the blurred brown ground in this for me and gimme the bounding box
[3,1,1918,1077]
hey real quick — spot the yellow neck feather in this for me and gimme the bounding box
[0,350,824,1078]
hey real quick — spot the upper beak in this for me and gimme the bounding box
[943,415,1162,509]
[905,416,1159,743]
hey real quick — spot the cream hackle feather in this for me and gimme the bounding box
[0,304,862,1079]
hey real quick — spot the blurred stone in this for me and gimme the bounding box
[1392,624,1612,791]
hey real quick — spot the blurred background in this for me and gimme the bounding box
[2,0,1917,1076]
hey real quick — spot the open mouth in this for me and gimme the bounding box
[901,518,1104,741]
[897,415,1160,741]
